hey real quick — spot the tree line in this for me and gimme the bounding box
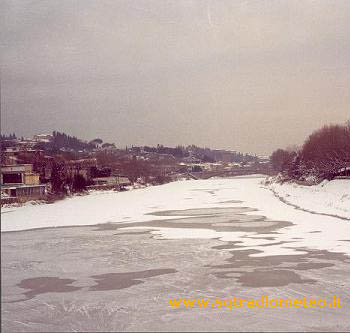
[143,144,188,158]
[0,133,17,140]
[33,132,116,152]
[270,121,350,182]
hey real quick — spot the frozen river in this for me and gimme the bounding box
[2,176,350,331]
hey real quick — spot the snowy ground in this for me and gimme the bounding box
[265,179,350,220]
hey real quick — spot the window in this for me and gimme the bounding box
[2,173,22,184]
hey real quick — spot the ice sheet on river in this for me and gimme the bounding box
[2,177,350,257]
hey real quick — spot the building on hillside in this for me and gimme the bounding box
[2,145,44,165]
[33,133,53,143]
[1,164,46,202]
[65,158,97,180]
[183,156,201,164]
[90,175,131,190]
[17,139,38,150]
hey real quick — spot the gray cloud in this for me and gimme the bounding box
[1,0,350,154]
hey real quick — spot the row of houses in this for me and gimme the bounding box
[1,160,132,204]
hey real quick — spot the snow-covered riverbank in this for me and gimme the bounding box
[265,179,350,220]
[2,176,350,257]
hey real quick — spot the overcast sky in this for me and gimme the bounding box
[1,0,350,155]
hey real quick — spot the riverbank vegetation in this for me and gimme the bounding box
[270,121,350,184]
